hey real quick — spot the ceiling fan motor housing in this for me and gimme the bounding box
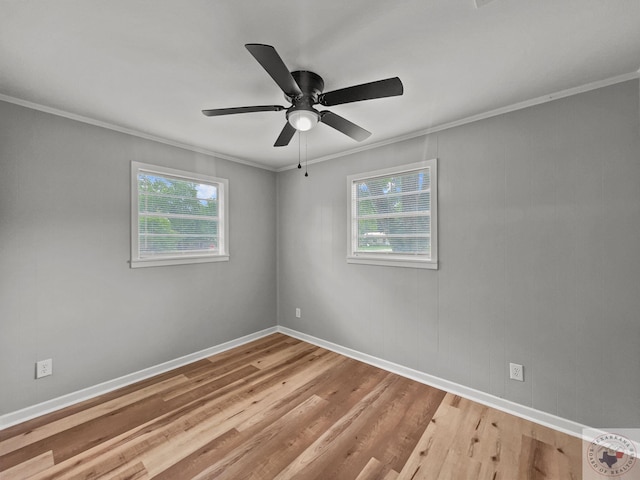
[285,71,324,130]
[288,70,324,104]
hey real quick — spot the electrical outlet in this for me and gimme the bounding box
[509,362,524,382]
[295,308,301,318]
[36,359,53,379]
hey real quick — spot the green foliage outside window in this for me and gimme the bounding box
[355,169,431,255]
[138,174,219,256]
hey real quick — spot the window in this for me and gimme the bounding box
[130,162,229,268]
[347,159,437,269]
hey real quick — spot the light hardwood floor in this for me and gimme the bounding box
[0,333,583,479]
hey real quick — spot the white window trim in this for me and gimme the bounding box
[347,159,438,270]
[130,161,229,268]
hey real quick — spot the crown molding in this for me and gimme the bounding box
[0,94,277,172]
[2,69,637,175]
[277,71,640,172]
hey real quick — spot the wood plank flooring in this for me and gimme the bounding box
[0,333,583,479]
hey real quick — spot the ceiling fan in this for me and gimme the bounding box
[202,44,404,147]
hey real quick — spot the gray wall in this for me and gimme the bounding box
[277,80,640,428]
[0,101,277,415]
[2,80,638,429]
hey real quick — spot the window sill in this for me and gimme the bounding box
[130,254,230,269]
[346,255,438,270]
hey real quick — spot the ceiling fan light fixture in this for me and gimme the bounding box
[203,45,404,146]
[287,109,319,132]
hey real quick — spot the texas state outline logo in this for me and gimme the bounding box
[587,432,637,477]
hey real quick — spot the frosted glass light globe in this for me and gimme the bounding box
[288,109,319,131]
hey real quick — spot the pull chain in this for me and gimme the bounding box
[304,132,309,177]
[297,131,302,169]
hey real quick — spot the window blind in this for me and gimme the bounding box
[138,172,220,258]
[131,162,228,267]
[348,160,437,268]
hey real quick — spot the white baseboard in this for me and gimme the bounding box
[1,325,589,439]
[277,326,589,439]
[0,327,278,430]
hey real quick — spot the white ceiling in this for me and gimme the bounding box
[1,0,639,170]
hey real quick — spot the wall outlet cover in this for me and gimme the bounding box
[36,359,53,379]
[509,362,524,382]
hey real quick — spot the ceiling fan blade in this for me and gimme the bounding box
[245,44,303,98]
[319,111,371,142]
[202,105,285,117]
[319,77,403,107]
[274,122,296,147]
